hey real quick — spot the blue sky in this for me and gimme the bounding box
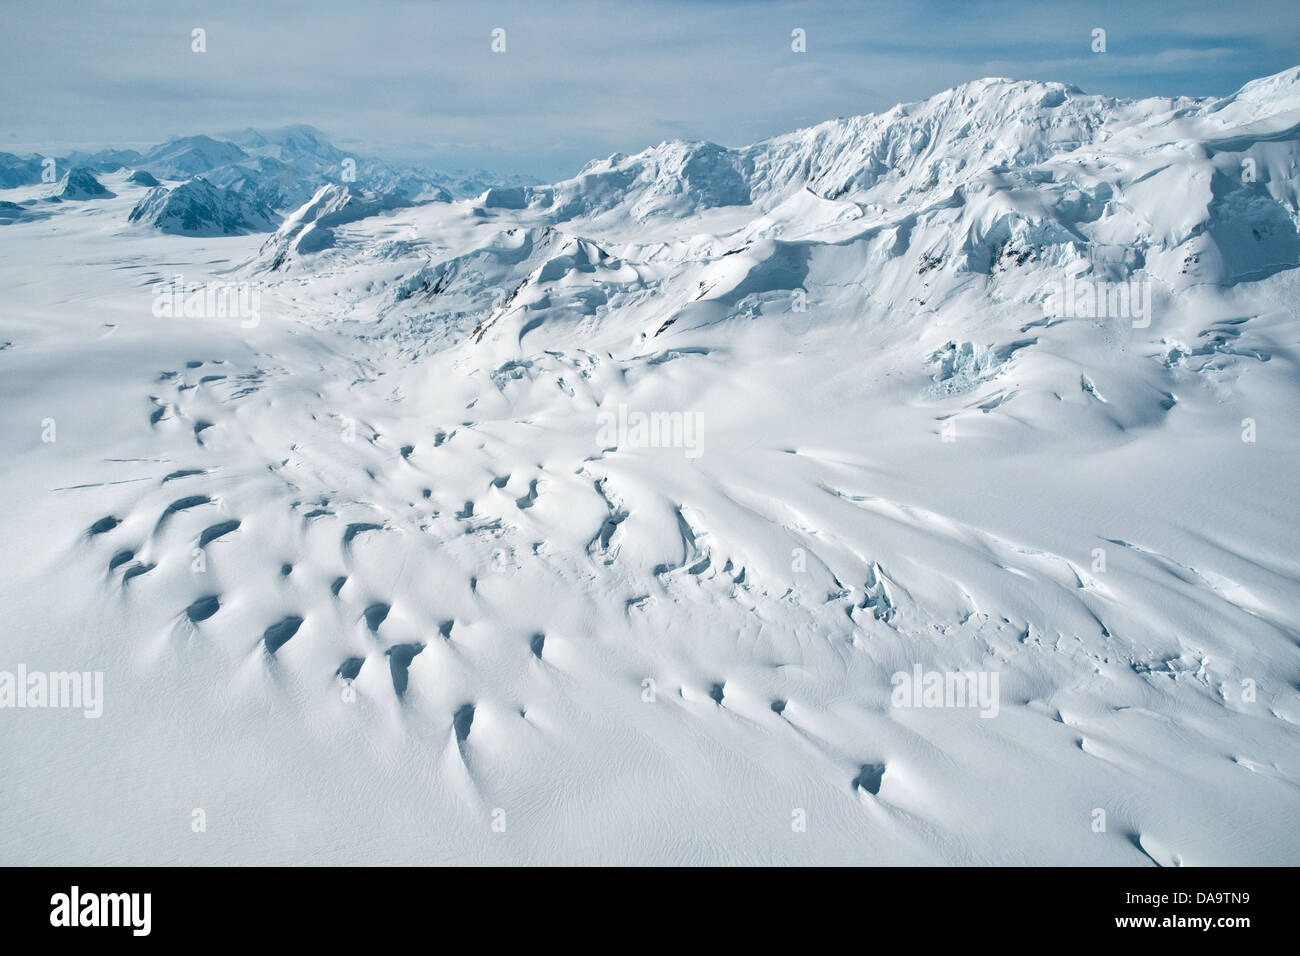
[2,0,1297,179]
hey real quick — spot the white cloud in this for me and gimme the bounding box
[1,0,1295,178]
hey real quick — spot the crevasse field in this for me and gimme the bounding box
[2,68,1299,866]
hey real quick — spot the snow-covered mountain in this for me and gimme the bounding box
[1,68,1299,866]
[254,183,415,271]
[127,177,277,236]
[55,167,114,201]
[138,134,250,178]
[0,153,46,189]
[126,169,160,188]
[0,125,531,233]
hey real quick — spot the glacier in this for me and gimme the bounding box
[1,68,1299,865]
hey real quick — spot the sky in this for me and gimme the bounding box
[2,0,1298,180]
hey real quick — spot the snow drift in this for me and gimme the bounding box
[1,67,1299,866]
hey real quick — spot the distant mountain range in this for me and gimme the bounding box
[0,124,538,234]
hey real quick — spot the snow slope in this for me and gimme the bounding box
[1,69,1299,865]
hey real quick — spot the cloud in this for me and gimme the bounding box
[1,0,1295,179]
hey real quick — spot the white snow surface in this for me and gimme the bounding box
[2,69,1300,865]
